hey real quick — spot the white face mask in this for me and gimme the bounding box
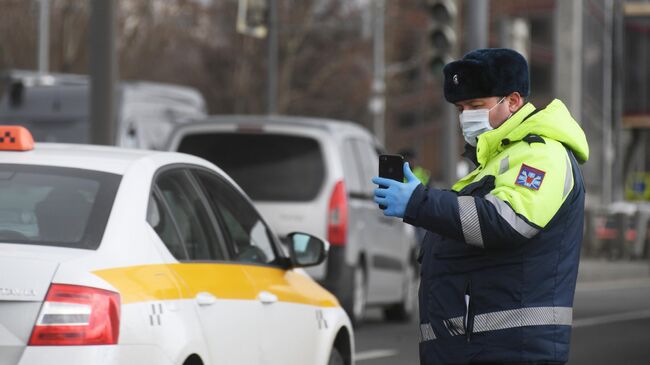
[458,97,506,147]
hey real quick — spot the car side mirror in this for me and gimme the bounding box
[287,232,329,268]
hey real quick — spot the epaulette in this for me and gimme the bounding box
[522,134,545,145]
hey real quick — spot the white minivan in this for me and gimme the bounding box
[165,115,419,324]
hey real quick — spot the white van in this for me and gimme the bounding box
[165,115,419,324]
[0,70,206,149]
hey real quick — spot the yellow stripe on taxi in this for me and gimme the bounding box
[94,263,339,308]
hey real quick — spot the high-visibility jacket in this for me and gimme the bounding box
[404,99,589,364]
[413,166,431,186]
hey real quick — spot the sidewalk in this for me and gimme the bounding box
[578,257,650,282]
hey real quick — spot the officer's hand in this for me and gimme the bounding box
[372,162,421,218]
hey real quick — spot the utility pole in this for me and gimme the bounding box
[463,0,488,52]
[236,0,272,112]
[612,0,625,202]
[603,0,614,205]
[89,0,117,145]
[370,0,386,146]
[447,0,488,186]
[37,0,50,75]
[267,0,279,115]
[553,0,583,122]
[426,0,461,185]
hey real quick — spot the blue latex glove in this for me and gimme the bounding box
[372,162,421,218]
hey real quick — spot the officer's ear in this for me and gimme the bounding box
[506,92,524,113]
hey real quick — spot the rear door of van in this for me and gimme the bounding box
[344,138,406,304]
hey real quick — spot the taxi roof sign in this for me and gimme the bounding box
[0,126,34,151]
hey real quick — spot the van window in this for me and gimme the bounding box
[177,133,325,201]
[341,139,363,195]
[0,164,120,249]
[353,140,380,195]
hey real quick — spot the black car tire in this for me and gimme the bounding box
[328,347,345,365]
[383,262,418,322]
[342,264,367,327]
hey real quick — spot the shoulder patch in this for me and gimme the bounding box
[515,164,546,190]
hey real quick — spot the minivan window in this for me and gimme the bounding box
[342,139,363,195]
[0,164,121,249]
[178,133,325,201]
[353,139,379,195]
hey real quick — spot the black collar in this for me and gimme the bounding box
[461,143,478,169]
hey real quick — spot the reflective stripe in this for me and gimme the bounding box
[484,194,540,238]
[419,323,437,343]
[563,155,574,198]
[443,307,572,337]
[458,196,484,247]
[498,156,510,175]
[444,316,465,336]
[473,306,572,333]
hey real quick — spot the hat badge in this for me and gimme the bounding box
[453,74,459,85]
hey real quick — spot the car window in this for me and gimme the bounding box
[342,138,363,195]
[0,164,120,249]
[177,133,325,201]
[193,170,278,265]
[147,194,187,260]
[155,169,225,261]
[353,139,379,195]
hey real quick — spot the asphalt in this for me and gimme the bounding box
[576,257,650,283]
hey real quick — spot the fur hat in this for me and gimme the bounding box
[443,48,529,103]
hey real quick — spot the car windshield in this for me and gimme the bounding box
[0,164,121,249]
[178,132,325,201]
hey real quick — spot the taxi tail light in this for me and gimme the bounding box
[327,180,348,246]
[28,284,120,346]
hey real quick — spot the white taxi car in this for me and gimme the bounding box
[0,126,354,365]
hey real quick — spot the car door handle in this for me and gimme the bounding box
[257,291,278,305]
[195,292,218,306]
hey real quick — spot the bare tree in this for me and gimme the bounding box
[0,0,38,71]
[0,0,373,123]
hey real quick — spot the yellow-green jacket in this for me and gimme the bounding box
[452,99,589,235]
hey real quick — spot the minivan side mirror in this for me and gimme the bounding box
[287,232,329,268]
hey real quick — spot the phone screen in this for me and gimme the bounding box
[378,154,404,209]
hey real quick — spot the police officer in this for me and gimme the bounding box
[372,48,589,365]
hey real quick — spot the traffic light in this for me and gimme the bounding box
[426,0,457,74]
[236,0,268,38]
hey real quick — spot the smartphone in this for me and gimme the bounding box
[378,154,404,209]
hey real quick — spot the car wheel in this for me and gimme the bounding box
[328,347,345,365]
[344,264,366,326]
[383,262,418,322]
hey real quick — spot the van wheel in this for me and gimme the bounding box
[344,264,366,326]
[328,347,345,365]
[383,263,417,322]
